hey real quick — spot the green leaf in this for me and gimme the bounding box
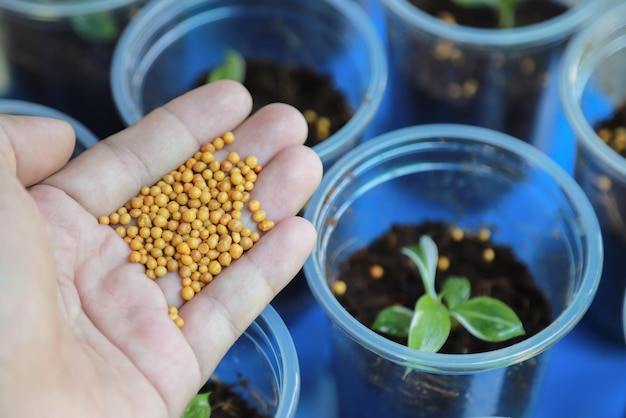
[71,12,119,41]
[207,50,246,84]
[182,392,211,418]
[372,305,413,337]
[450,297,525,342]
[450,0,519,28]
[440,276,471,309]
[401,235,438,300]
[408,294,451,353]
[451,0,501,8]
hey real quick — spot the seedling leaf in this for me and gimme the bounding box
[71,12,118,41]
[440,276,471,309]
[182,392,211,418]
[450,297,525,342]
[208,50,246,84]
[372,305,413,337]
[450,0,519,28]
[401,235,438,300]
[408,294,451,353]
[371,234,526,353]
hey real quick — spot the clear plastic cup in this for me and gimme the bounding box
[0,98,98,158]
[304,124,602,418]
[210,305,300,418]
[0,0,147,139]
[559,2,626,343]
[380,0,612,149]
[111,0,387,169]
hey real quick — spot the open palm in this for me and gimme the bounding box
[0,81,322,418]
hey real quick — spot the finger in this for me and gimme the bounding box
[0,114,74,186]
[180,215,316,377]
[247,144,322,220]
[44,80,254,216]
[213,101,308,164]
[45,82,310,219]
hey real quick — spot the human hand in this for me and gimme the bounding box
[0,81,322,418]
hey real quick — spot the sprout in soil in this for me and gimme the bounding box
[182,392,212,418]
[371,234,525,353]
[450,0,521,28]
[207,49,246,84]
[70,12,118,41]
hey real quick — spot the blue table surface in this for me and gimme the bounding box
[283,2,626,417]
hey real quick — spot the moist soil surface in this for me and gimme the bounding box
[410,0,567,28]
[334,221,552,353]
[2,7,142,140]
[198,378,270,418]
[201,58,354,148]
[594,101,626,158]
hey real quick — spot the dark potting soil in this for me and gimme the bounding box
[198,378,271,418]
[1,7,143,140]
[396,0,569,143]
[410,0,567,28]
[594,101,626,158]
[245,59,354,147]
[199,58,354,148]
[334,221,552,354]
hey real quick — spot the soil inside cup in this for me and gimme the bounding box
[199,58,354,147]
[594,101,626,158]
[1,7,142,140]
[329,221,553,416]
[334,220,552,354]
[410,0,568,28]
[397,0,569,142]
[198,377,271,418]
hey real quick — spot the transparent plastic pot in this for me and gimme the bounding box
[0,0,146,139]
[111,0,387,170]
[304,124,602,418]
[206,305,300,418]
[560,2,626,343]
[380,0,612,150]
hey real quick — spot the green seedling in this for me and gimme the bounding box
[207,49,246,84]
[182,392,211,418]
[372,234,525,353]
[70,12,118,41]
[38,0,119,40]
[450,0,521,28]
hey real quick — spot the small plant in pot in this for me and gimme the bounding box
[180,306,300,418]
[333,221,550,417]
[303,124,602,418]
[369,234,526,355]
[559,2,626,343]
[380,0,610,146]
[0,0,147,139]
[182,378,269,418]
